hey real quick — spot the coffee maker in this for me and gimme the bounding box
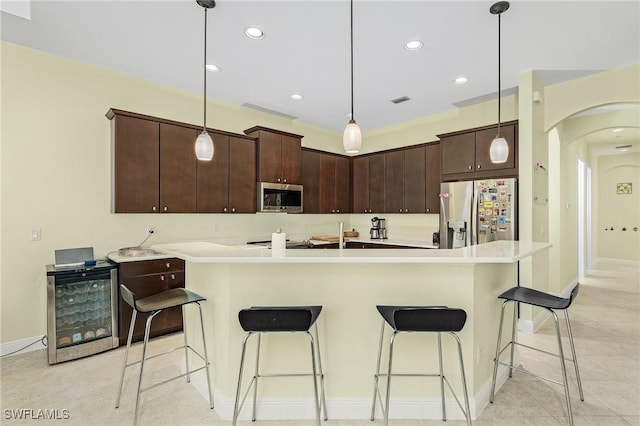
[370,217,387,239]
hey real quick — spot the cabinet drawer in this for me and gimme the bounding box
[119,258,184,278]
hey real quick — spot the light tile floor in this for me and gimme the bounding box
[1,259,638,425]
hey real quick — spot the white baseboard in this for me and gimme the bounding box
[0,335,47,357]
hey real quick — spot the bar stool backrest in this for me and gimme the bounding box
[120,284,136,310]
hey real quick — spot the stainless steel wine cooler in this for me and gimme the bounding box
[46,256,119,364]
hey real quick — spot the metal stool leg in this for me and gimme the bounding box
[509,301,517,378]
[251,332,261,421]
[232,332,253,426]
[313,323,328,420]
[116,309,137,408]
[307,331,322,426]
[196,302,214,409]
[552,310,574,426]
[452,332,472,426]
[133,310,160,426]
[490,300,509,403]
[183,306,191,383]
[383,331,398,426]
[437,332,446,421]
[564,310,584,401]
[370,318,385,421]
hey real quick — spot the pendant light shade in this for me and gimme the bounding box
[489,1,509,164]
[195,0,216,161]
[343,119,362,154]
[343,0,362,154]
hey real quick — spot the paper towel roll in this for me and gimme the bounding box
[271,231,286,250]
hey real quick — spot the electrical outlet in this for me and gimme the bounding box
[147,226,155,234]
[30,228,41,241]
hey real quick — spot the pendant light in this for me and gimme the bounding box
[195,0,216,161]
[343,0,362,154]
[489,1,509,164]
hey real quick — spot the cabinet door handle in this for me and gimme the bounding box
[468,165,473,170]
[405,209,408,212]
[336,209,340,213]
[170,274,175,280]
[277,178,281,182]
[331,209,335,213]
[477,164,482,169]
[152,206,157,212]
[163,206,168,212]
[283,178,287,183]
[223,207,227,213]
[426,208,431,212]
[160,275,165,281]
[231,207,236,213]
[399,208,403,213]
[166,262,171,269]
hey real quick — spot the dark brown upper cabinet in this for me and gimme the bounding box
[108,110,197,213]
[244,126,303,184]
[425,142,441,214]
[439,121,518,181]
[385,146,426,214]
[352,153,386,213]
[197,134,257,213]
[302,149,351,214]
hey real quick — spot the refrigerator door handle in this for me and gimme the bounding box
[471,183,478,246]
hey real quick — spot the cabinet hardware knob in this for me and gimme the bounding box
[152,206,157,212]
[477,164,482,169]
[426,208,431,212]
[405,209,408,212]
[468,165,473,170]
[160,275,165,281]
[223,207,227,212]
[277,178,281,182]
[231,207,236,213]
[171,274,175,279]
[163,206,168,212]
[399,209,402,212]
[283,178,287,183]
[336,209,340,213]
[166,263,170,268]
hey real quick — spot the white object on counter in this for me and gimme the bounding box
[271,229,286,250]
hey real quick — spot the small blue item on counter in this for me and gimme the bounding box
[84,259,97,266]
[72,333,82,343]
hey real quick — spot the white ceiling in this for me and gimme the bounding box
[2,0,639,138]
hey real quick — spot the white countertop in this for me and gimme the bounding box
[150,240,551,264]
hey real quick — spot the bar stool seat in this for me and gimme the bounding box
[371,306,472,426]
[232,306,327,426]
[490,284,583,426]
[115,286,213,426]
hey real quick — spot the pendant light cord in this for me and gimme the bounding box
[203,7,208,132]
[349,0,354,122]
[497,11,502,137]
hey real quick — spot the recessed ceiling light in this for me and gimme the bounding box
[612,128,625,132]
[453,76,469,85]
[244,27,265,40]
[404,40,423,51]
[290,93,303,101]
[205,64,220,72]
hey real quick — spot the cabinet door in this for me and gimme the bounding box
[475,124,516,171]
[441,133,476,175]
[281,135,302,184]
[335,155,351,213]
[385,151,404,213]
[369,153,386,213]
[301,150,321,213]
[319,154,336,213]
[352,156,369,213]
[228,136,257,213]
[197,133,230,213]
[159,124,197,213]
[425,143,441,214]
[257,131,281,183]
[403,146,426,213]
[113,116,159,213]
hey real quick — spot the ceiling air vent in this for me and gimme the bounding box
[616,144,632,150]
[390,96,411,104]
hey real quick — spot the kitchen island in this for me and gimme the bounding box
[152,240,550,421]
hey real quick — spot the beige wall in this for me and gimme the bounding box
[596,153,640,260]
[2,40,639,344]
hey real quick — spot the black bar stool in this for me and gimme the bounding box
[490,283,583,426]
[371,306,472,426]
[115,285,213,426]
[232,306,327,426]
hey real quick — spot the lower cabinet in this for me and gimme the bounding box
[117,258,185,345]
[345,242,426,249]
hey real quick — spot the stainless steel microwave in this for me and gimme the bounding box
[258,182,303,213]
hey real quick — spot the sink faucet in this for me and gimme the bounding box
[339,222,344,249]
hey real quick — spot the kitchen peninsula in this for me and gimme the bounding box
[152,240,551,421]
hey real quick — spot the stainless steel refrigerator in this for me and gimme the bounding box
[439,179,517,249]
